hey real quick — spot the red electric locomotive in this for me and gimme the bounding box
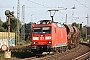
[31,20,67,53]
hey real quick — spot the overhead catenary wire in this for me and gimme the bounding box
[27,0,50,8]
[75,0,90,10]
[27,0,68,10]
[27,0,67,17]
[59,0,69,8]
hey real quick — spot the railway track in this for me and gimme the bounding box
[72,51,90,60]
[72,43,90,60]
[9,43,90,60]
[21,57,36,60]
[10,44,80,60]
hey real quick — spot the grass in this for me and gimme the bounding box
[0,49,33,59]
[0,52,5,60]
[11,49,34,58]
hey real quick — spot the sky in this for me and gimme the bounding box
[0,0,90,26]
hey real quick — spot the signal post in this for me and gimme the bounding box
[4,10,14,60]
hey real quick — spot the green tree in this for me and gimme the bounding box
[20,22,32,42]
[0,26,6,32]
[2,17,21,32]
[81,27,86,40]
[10,18,21,32]
[25,22,32,34]
[72,22,79,28]
[2,22,7,31]
[72,22,86,41]
[0,19,3,27]
[25,22,33,42]
[0,19,7,32]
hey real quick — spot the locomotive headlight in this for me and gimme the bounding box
[33,42,38,44]
[48,42,51,44]
[33,42,36,44]
[47,41,51,44]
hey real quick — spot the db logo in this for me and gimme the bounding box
[40,37,44,40]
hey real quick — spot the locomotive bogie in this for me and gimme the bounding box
[31,45,52,52]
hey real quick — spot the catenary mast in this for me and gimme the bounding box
[21,5,25,40]
[17,0,20,45]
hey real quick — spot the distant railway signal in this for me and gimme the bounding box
[5,10,14,16]
[5,10,10,16]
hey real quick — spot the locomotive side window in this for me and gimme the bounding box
[42,27,51,33]
[33,28,41,34]
[55,28,56,33]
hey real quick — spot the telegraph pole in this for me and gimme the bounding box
[86,14,89,40]
[86,14,89,26]
[86,15,88,40]
[66,14,67,24]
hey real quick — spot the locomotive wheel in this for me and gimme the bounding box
[63,46,67,52]
[68,46,72,50]
[54,47,61,53]
[57,48,60,53]
[54,48,58,53]
[1,45,7,51]
[60,47,63,53]
[57,47,60,53]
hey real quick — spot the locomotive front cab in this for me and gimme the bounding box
[32,26,52,45]
[31,20,52,52]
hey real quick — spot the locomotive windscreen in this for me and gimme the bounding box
[33,28,41,34]
[33,26,51,34]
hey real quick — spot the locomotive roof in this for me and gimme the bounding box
[39,20,52,24]
[40,20,51,22]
